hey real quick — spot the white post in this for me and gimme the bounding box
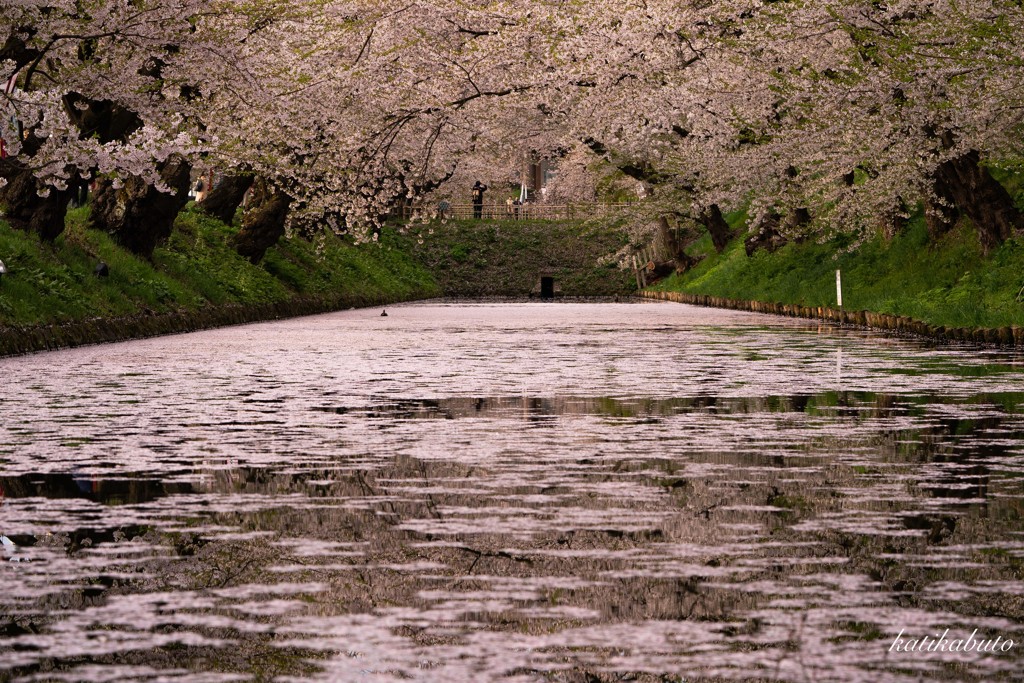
[836,269,843,308]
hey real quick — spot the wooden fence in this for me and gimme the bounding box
[400,202,636,221]
[630,243,669,291]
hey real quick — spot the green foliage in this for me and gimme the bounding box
[0,205,438,327]
[988,158,1024,212]
[407,217,634,297]
[657,212,1024,329]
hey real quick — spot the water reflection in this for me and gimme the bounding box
[1,302,1024,681]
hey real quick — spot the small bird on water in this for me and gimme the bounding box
[381,310,388,317]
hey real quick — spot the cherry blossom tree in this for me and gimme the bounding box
[0,0,261,249]
[719,0,1024,250]
[2,0,1021,261]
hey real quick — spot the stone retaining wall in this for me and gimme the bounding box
[642,290,1024,346]
[8,290,1019,356]
[0,292,426,357]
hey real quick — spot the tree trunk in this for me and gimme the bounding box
[700,204,733,253]
[0,162,73,241]
[880,213,908,241]
[925,196,958,242]
[90,155,191,258]
[744,211,785,256]
[234,190,291,263]
[199,173,254,225]
[0,93,144,242]
[0,106,73,241]
[63,94,142,144]
[646,259,679,280]
[658,216,697,272]
[933,151,1023,252]
[879,199,910,241]
[785,207,812,234]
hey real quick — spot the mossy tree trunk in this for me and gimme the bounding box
[199,173,254,225]
[744,207,810,256]
[0,92,81,241]
[584,138,744,257]
[925,196,959,242]
[658,216,697,272]
[0,33,69,239]
[234,186,292,264]
[90,154,192,258]
[880,199,910,241]
[932,151,1023,252]
[0,160,73,241]
[63,94,143,145]
[0,92,145,242]
[700,204,733,254]
[744,211,784,256]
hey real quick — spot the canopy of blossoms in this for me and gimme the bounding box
[2,0,1021,247]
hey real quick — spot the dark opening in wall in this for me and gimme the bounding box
[540,276,554,299]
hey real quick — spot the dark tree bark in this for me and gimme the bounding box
[786,207,812,233]
[234,189,292,263]
[925,196,959,241]
[0,161,73,241]
[1,30,38,68]
[645,259,678,280]
[199,173,254,225]
[700,204,734,253]
[0,61,76,241]
[63,94,142,144]
[879,198,910,241]
[744,207,810,256]
[932,151,1023,252]
[744,211,785,256]
[880,212,909,241]
[90,154,192,258]
[658,216,698,272]
[0,94,147,242]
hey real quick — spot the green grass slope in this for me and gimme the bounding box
[0,205,439,327]
[656,214,1024,329]
[408,218,634,297]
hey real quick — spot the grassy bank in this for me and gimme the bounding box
[0,205,439,329]
[407,218,634,297]
[655,213,1024,330]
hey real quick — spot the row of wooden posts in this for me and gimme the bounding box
[642,290,1024,346]
[631,245,662,291]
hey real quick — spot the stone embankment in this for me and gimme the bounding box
[0,293,420,357]
[643,290,1024,346]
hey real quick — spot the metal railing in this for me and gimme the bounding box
[400,202,636,221]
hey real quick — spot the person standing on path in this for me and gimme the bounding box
[472,181,488,219]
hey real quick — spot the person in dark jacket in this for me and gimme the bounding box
[471,181,487,219]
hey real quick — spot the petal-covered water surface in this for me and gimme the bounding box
[1,301,1023,682]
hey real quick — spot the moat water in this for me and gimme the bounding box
[2,301,1023,681]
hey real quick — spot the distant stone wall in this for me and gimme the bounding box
[0,292,427,357]
[643,290,1024,346]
